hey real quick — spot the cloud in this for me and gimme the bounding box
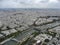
[0,0,27,8]
[49,0,58,3]
[0,0,60,8]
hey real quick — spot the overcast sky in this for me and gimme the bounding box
[0,0,60,8]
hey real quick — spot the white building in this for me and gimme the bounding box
[1,29,17,36]
[35,18,53,25]
[0,34,4,38]
[48,26,60,34]
[34,34,52,42]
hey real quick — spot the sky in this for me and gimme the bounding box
[0,0,60,8]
